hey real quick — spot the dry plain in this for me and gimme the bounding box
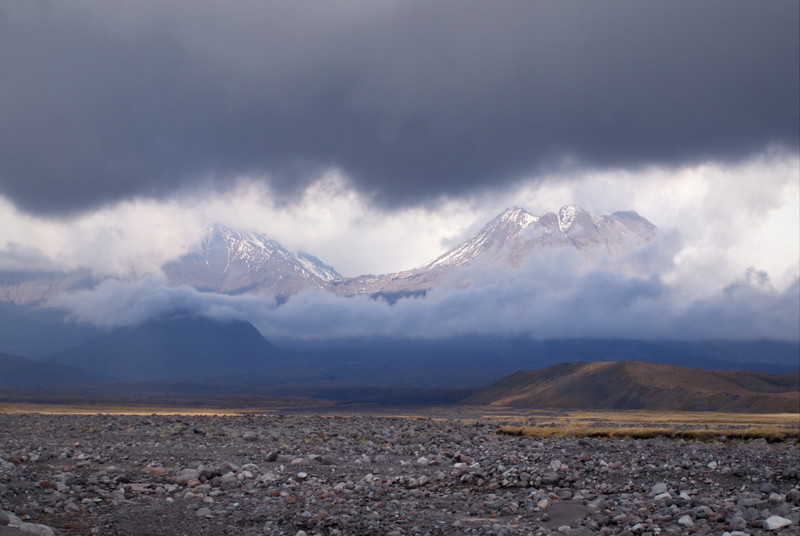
[0,403,798,536]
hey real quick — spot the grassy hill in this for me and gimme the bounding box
[463,361,800,413]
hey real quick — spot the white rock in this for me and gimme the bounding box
[258,472,278,482]
[764,516,792,530]
[678,515,694,527]
[650,482,668,495]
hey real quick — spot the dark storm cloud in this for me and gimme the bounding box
[1,0,798,214]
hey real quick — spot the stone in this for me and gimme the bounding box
[650,483,668,496]
[564,529,593,536]
[241,431,258,441]
[728,516,747,531]
[17,523,55,536]
[173,469,201,485]
[1,412,799,536]
[763,516,792,530]
[218,461,240,474]
[693,505,712,518]
[542,472,559,485]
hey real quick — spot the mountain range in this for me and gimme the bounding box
[1,205,797,409]
[2,332,798,411]
[0,205,656,304]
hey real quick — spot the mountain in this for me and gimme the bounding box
[272,337,800,390]
[47,315,280,381]
[331,206,656,296]
[463,361,800,413]
[0,269,99,306]
[0,206,654,303]
[0,351,101,387]
[0,302,103,357]
[163,224,340,296]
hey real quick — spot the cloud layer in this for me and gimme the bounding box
[1,1,797,214]
[52,241,800,342]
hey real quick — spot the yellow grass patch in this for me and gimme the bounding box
[496,425,800,442]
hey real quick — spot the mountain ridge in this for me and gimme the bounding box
[47,315,279,382]
[463,361,800,412]
[329,205,656,296]
[0,205,657,305]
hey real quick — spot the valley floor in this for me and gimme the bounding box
[0,409,798,535]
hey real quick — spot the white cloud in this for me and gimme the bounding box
[505,152,800,293]
[51,244,799,342]
[1,153,798,298]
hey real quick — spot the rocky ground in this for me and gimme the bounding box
[0,412,797,536]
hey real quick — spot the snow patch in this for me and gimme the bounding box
[558,205,578,232]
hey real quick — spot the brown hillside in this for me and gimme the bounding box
[463,361,800,413]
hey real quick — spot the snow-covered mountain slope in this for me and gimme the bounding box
[0,206,655,304]
[331,206,656,296]
[162,224,341,296]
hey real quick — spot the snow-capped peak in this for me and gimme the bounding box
[500,207,539,228]
[558,205,580,232]
[163,224,342,295]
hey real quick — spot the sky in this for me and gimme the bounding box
[1,1,798,341]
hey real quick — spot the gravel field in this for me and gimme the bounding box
[0,412,798,536]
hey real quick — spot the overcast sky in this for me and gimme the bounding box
[1,1,798,340]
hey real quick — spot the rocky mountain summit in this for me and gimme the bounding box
[331,206,656,296]
[163,224,341,296]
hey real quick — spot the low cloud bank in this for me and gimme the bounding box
[51,245,800,342]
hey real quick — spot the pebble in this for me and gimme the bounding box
[764,515,792,530]
[0,413,797,536]
[650,482,668,495]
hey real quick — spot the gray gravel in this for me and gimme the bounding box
[0,413,797,535]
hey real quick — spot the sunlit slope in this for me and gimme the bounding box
[464,361,800,412]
